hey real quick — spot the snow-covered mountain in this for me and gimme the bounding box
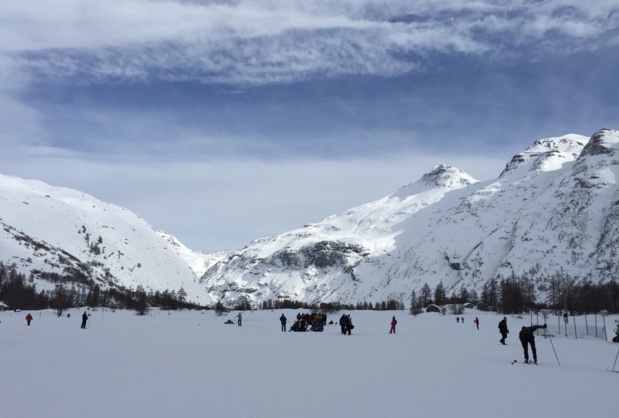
[200,129,619,306]
[2,128,617,308]
[0,175,210,304]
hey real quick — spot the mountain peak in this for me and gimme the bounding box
[391,165,476,200]
[579,128,619,158]
[499,134,587,178]
[416,165,477,188]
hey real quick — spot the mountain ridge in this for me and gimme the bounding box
[1,129,617,308]
[198,129,619,306]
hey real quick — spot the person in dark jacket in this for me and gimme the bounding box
[498,317,509,345]
[280,314,287,332]
[81,311,88,329]
[345,315,353,335]
[519,324,547,364]
[340,314,348,335]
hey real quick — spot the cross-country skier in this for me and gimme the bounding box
[25,313,33,326]
[498,317,509,345]
[518,324,547,364]
[237,312,242,327]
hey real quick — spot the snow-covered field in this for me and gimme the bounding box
[1,308,617,418]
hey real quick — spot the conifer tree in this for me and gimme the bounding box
[419,283,432,307]
[434,281,447,306]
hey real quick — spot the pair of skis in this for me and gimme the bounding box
[511,360,537,365]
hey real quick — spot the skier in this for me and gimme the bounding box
[390,316,397,334]
[498,317,509,345]
[81,311,88,329]
[236,312,242,327]
[474,317,479,330]
[613,323,619,343]
[25,313,33,326]
[280,313,287,332]
[518,324,547,364]
[457,317,460,323]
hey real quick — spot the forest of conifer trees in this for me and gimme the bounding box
[0,262,200,314]
[2,262,618,315]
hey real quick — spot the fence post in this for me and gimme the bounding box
[573,314,577,339]
[595,313,598,338]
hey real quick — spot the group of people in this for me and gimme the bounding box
[498,316,548,364]
[24,311,89,329]
[456,316,480,329]
[286,312,327,332]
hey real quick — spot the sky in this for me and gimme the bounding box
[1,0,618,253]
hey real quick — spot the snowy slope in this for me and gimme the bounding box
[0,175,209,304]
[200,129,619,306]
[2,129,617,308]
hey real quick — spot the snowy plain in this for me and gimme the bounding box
[1,308,617,418]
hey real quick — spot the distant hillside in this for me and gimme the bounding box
[199,129,619,307]
[0,174,210,305]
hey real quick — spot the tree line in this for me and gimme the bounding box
[409,275,619,315]
[257,298,405,313]
[4,261,618,316]
[0,262,201,315]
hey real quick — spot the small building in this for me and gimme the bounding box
[425,304,441,313]
[0,301,8,311]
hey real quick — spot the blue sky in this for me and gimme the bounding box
[1,0,618,252]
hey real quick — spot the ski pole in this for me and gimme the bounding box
[545,326,560,365]
[612,346,619,373]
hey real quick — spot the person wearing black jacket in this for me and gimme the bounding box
[519,324,547,364]
[498,317,509,345]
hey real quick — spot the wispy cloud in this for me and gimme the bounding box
[2,0,617,85]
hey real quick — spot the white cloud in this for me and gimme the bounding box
[1,0,616,85]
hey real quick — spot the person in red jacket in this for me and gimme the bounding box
[390,316,397,334]
[25,313,33,326]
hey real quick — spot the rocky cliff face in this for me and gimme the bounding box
[199,130,619,306]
